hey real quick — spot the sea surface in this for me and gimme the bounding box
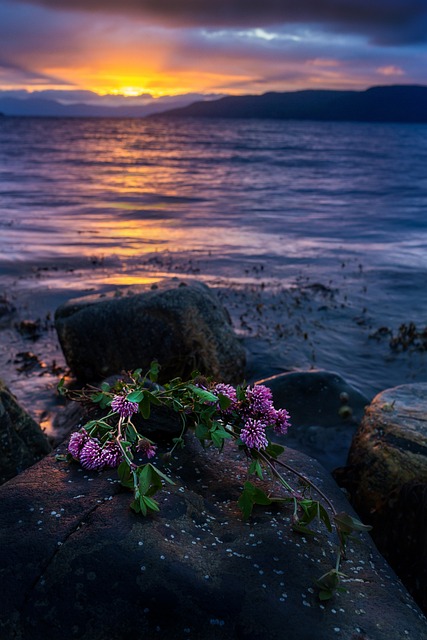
[1,116,427,433]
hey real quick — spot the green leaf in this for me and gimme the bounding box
[318,504,333,533]
[299,500,319,526]
[172,437,185,448]
[265,442,285,459]
[91,392,106,403]
[211,431,224,449]
[334,512,372,534]
[195,423,210,440]
[145,390,162,406]
[83,420,98,430]
[172,399,183,412]
[142,495,160,512]
[101,381,111,392]
[238,490,254,520]
[210,424,232,449]
[57,378,66,396]
[149,464,174,486]
[117,461,134,489]
[293,523,315,536]
[218,393,232,411]
[246,484,272,506]
[316,568,348,603]
[126,389,143,403]
[249,459,263,480]
[238,481,272,520]
[236,385,247,402]
[149,361,160,383]
[140,393,151,419]
[130,499,141,514]
[139,496,148,516]
[189,385,218,403]
[138,464,153,495]
[125,426,137,443]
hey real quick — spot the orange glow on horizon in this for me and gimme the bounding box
[6,53,385,97]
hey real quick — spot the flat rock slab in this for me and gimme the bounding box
[0,438,426,640]
[257,370,369,471]
[54,281,246,384]
[342,383,427,613]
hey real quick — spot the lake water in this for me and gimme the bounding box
[1,116,427,431]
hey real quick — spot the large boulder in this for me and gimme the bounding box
[55,281,246,384]
[0,378,51,484]
[257,370,369,470]
[339,383,427,613]
[0,436,426,640]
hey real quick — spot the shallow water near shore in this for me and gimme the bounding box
[1,116,427,443]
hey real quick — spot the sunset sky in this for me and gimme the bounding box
[0,0,426,103]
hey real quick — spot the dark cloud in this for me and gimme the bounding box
[0,58,69,86]
[17,0,427,44]
[1,0,426,94]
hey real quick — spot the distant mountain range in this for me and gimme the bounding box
[154,85,427,124]
[1,85,426,122]
[0,93,217,118]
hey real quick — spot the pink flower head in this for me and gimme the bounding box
[137,439,157,459]
[273,408,291,435]
[79,438,104,471]
[213,383,238,413]
[101,440,123,468]
[240,418,268,451]
[111,394,139,418]
[68,429,89,460]
[245,385,274,415]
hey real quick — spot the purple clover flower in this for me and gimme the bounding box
[101,440,123,468]
[273,408,291,435]
[245,385,274,415]
[240,418,268,450]
[79,438,104,471]
[213,383,238,413]
[137,439,157,459]
[68,429,89,460]
[111,394,139,418]
[68,430,123,470]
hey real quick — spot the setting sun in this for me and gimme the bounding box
[108,87,149,97]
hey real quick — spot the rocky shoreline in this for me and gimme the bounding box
[1,280,427,638]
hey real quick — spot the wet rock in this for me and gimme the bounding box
[0,293,16,327]
[0,378,51,484]
[0,438,425,640]
[55,281,246,384]
[338,383,427,614]
[256,370,369,471]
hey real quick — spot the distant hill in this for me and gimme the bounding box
[153,85,427,123]
[0,94,213,118]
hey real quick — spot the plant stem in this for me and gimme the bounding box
[116,416,136,469]
[270,456,337,517]
[258,451,296,495]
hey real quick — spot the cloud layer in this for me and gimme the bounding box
[19,0,427,44]
[0,0,426,95]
